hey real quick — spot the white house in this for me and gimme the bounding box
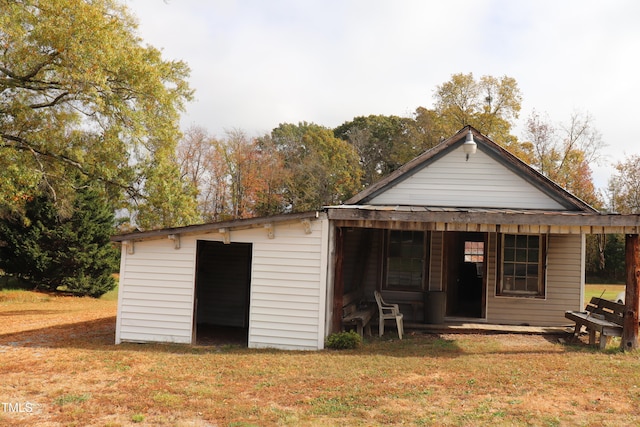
[112,126,640,350]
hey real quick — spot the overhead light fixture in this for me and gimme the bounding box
[462,129,477,161]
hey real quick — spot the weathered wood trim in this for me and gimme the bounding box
[317,216,330,348]
[327,208,640,232]
[112,211,320,242]
[331,227,345,334]
[301,219,312,234]
[623,234,639,351]
[218,228,230,244]
[122,240,134,255]
[168,234,180,249]
[264,223,274,239]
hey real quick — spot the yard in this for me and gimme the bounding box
[1,287,639,426]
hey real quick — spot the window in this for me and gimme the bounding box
[384,230,427,290]
[464,241,484,262]
[498,234,546,297]
[464,240,484,278]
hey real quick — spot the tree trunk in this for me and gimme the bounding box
[622,234,640,351]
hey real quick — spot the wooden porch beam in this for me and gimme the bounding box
[327,208,640,233]
[331,227,345,335]
[622,234,640,351]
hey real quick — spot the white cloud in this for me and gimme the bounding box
[126,0,640,190]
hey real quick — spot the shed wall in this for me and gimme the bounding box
[369,146,567,210]
[116,239,196,344]
[116,216,328,350]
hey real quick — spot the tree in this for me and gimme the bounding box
[1,0,193,227]
[0,184,119,297]
[271,122,362,211]
[609,154,640,214]
[176,128,288,221]
[176,126,231,221]
[133,144,201,230]
[334,115,430,186]
[239,133,288,218]
[217,129,287,219]
[522,110,604,207]
[430,73,522,150]
[586,233,626,283]
[177,126,214,214]
[412,106,449,149]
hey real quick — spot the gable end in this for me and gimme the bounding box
[345,127,596,213]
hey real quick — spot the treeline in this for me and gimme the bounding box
[2,1,637,294]
[175,74,614,224]
[171,74,638,283]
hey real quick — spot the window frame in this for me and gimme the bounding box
[496,233,547,298]
[382,229,429,292]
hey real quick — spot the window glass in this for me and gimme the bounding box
[464,241,484,263]
[499,234,545,297]
[385,230,426,290]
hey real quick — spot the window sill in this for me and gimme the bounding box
[495,293,546,299]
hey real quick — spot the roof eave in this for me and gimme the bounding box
[111,211,320,242]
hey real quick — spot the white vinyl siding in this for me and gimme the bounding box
[116,216,328,350]
[486,233,584,326]
[250,220,328,350]
[116,239,196,344]
[369,145,567,210]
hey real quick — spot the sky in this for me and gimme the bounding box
[124,0,640,192]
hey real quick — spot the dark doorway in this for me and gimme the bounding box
[194,241,252,345]
[444,232,486,318]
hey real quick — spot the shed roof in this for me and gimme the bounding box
[111,211,320,242]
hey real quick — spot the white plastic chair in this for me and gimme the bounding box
[374,291,404,339]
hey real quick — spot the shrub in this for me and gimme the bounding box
[325,331,362,350]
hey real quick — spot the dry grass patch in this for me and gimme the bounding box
[1,291,640,426]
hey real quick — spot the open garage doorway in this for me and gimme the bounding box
[193,240,252,345]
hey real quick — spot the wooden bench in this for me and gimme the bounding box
[565,297,625,349]
[342,292,376,337]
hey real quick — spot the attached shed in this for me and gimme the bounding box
[113,212,329,350]
[112,126,640,350]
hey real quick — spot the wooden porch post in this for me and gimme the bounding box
[331,227,345,334]
[622,234,640,351]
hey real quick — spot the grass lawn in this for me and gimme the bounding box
[1,290,640,426]
[584,284,626,304]
[99,284,119,302]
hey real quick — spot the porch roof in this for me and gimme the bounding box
[326,205,640,234]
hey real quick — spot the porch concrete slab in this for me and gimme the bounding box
[405,322,570,335]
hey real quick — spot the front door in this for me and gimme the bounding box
[445,232,486,318]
